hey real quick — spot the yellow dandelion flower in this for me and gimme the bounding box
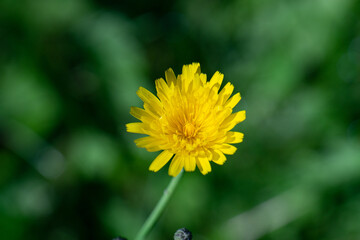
[126,63,246,176]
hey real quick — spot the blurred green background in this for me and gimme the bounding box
[1,0,360,239]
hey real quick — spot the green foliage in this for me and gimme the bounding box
[0,0,360,239]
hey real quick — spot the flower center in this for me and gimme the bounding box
[183,122,196,138]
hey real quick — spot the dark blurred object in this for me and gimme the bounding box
[112,236,127,240]
[174,228,192,240]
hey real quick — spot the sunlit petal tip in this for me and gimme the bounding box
[196,157,212,175]
[225,93,242,109]
[226,131,244,144]
[210,149,227,165]
[209,71,224,84]
[165,68,176,86]
[237,111,246,125]
[218,144,237,155]
[126,122,145,134]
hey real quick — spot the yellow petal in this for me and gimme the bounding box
[218,144,237,155]
[126,122,147,134]
[213,107,232,124]
[184,155,196,171]
[149,150,174,172]
[134,136,163,152]
[187,74,202,93]
[168,154,184,177]
[130,107,155,122]
[192,63,201,74]
[196,156,211,175]
[155,78,171,102]
[137,87,163,115]
[180,63,201,92]
[208,71,224,92]
[199,73,207,85]
[182,63,200,77]
[225,131,244,144]
[207,84,219,102]
[165,68,176,86]
[217,82,234,106]
[210,149,227,165]
[221,110,246,131]
[224,93,241,109]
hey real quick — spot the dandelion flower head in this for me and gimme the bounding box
[126,63,246,177]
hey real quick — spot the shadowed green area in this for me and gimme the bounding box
[0,0,360,239]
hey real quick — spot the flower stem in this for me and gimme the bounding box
[135,170,184,240]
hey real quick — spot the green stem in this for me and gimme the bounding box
[135,170,184,240]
